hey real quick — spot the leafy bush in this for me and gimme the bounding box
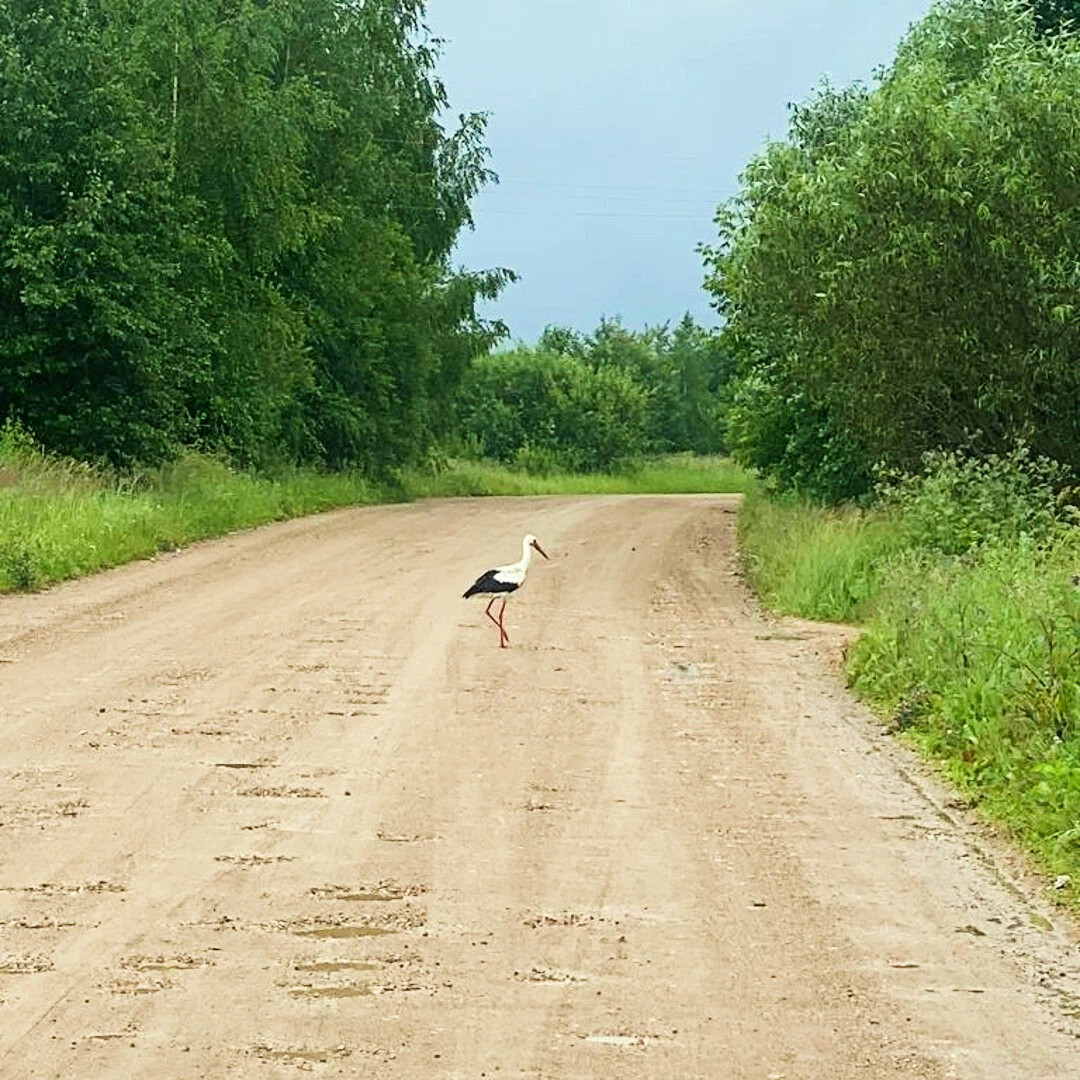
[457,316,732,474]
[458,347,651,473]
[877,445,1072,555]
[706,0,1080,496]
[738,487,902,622]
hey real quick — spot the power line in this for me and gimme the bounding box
[475,207,715,221]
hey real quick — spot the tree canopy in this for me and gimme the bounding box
[458,317,732,473]
[0,0,511,468]
[705,0,1080,498]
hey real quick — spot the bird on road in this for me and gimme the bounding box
[463,533,549,648]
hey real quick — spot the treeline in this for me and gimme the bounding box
[456,316,732,473]
[705,0,1080,500]
[0,0,509,470]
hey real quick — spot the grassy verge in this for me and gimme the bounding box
[0,445,390,592]
[0,431,750,593]
[738,480,1080,907]
[737,489,902,622]
[399,454,753,499]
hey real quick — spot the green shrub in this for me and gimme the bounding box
[738,486,901,621]
[877,446,1072,555]
[849,533,1080,885]
[458,347,650,472]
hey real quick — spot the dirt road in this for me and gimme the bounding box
[0,496,1077,1079]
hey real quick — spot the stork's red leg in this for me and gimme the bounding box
[498,599,509,648]
[484,598,501,629]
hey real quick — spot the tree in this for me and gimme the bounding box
[0,0,510,469]
[705,0,1080,497]
[1032,0,1080,34]
[457,316,731,471]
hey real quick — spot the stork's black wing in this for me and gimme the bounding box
[463,569,519,599]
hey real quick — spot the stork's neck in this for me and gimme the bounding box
[519,536,534,571]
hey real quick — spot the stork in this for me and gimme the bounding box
[463,534,549,648]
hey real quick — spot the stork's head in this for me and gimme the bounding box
[525,534,549,560]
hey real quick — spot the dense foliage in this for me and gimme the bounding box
[458,316,732,473]
[1033,0,1080,34]
[0,0,509,468]
[706,0,1080,499]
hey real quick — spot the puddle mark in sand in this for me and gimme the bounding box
[293,925,394,940]
[298,766,341,779]
[0,798,90,829]
[288,983,373,999]
[0,955,54,974]
[293,961,383,974]
[213,760,275,770]
[0,880,125,896]
[249,1044,362,1066]
[522,800,558,812]
[121,954,212,972]
[104,975,173,996]
[238,785,326,799]
[515,967,586,985]
[282,907,426,939]
[85,1029,137,1043]
[214,854,296,867]
[181,914,246,932]
[375,829,437,844]
[310,882,425,903]
[583,1033,660,1048]
[0,916,77,931]
[523,911,611,930]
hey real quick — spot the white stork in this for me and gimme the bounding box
[463,533,549,648]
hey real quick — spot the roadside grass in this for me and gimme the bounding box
[738,475,1080,908]
[0,445,388,592]
[0,430,750,594]
[398,454,753,499]
[849,536,1080,897]
[737,488,902,622]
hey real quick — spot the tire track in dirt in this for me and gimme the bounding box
[0,496,1076,1078]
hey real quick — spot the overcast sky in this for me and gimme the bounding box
[428,0,934,341]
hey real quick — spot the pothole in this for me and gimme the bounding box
[293,925,394,940]
[309,882,425,903]
[514,967,586,984]
[121,954,212,972]
[104,975,173,995]
[288,984,373,999]
[215,854,296,867]
[249,1043,353,1065]
[583,1033,659,1047]
[293,961,383,974]
[0,955,54,974]
[237,786,326,799]
[281,908,425,939]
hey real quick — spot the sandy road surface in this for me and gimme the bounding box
[0,496,1076,1079]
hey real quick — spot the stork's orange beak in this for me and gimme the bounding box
[532,539,549,560]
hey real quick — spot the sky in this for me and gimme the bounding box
[428,0,934,342]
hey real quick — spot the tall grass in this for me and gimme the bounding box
[399,454,753,499]
[0,425,388,591]
[0,427,751,594]
[850,536,1080,889]
[738,489,902,622]
[739,452,1080,906]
